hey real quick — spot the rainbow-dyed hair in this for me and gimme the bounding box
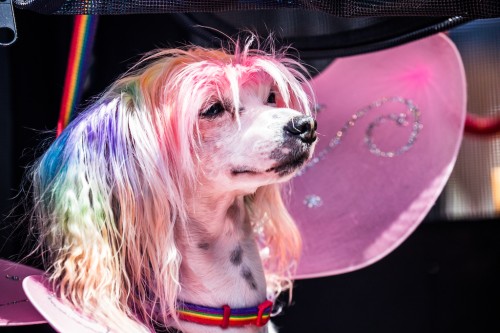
[30,36,313,331]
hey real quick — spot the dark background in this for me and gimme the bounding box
[1,9,500,333]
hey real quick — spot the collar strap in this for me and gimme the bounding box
[177,300,273,328]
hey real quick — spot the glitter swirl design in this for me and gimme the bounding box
[365,98,421,157]
[298,96,422,177]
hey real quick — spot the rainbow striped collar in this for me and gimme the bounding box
[177,299,273,328]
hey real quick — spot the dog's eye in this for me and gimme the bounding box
[267,92,276,105]
[201,102,225,118]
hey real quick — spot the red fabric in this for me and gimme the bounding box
[465,114,500,136]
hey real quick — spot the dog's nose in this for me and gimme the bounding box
[284,116,317,144]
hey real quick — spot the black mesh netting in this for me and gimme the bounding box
[13,0,500,17]
[176,13,466,65]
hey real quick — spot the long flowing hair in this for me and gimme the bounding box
[29,36,313,331]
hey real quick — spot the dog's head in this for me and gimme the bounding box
[116,43,317,194]
[31,38,316,331]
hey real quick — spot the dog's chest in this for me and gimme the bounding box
[180,232,267,306]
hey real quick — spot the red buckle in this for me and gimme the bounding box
[256,300,273,327]
[221,304,231,329]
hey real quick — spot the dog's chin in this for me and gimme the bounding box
[231,152,310,179]
[266,152,310,177]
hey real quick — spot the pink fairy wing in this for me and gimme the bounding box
[291,33,466,278]
[23,275,112,333]
[0,259,46,326]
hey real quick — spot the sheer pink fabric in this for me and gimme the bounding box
[291,33,466,278]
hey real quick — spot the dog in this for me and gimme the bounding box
[29,36,317,332]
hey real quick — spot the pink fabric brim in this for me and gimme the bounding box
[0,259,47,326]
[23,275,112,333]
[291,33,466,279]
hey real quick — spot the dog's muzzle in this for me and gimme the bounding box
[284,115,317,145]
[264,115,317,176]
[232,115,317,177]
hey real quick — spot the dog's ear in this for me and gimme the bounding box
[31,66,191,330]
[245,184,302,300]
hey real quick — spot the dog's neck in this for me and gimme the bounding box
[176,192,268,333]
